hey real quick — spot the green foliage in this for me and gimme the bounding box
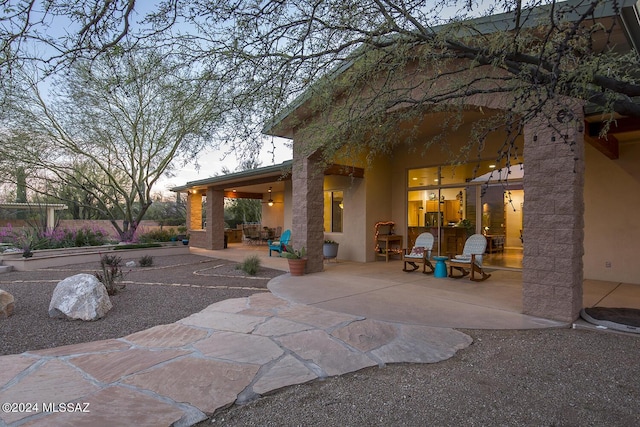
[71,226,110,247]
[95,254,126,295]
[144,201,186,227]
[138,255,154,267]
[281,245,306,259]
[225,198,262,228]
[236,255,261,275]
[138,228,176,243]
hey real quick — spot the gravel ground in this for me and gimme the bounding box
[3,254,640,426]
[0,254,279,355]
[203,328,640,427]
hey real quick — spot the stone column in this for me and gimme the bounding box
[187,192,202,231]
[522,107,585,322]
[206,188,225,250]
[292,154,324,274]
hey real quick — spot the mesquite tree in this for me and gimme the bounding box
[0,47,224,240]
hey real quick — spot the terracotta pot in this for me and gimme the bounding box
[287,258,307,276]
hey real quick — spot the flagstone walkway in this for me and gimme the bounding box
[0,292,472,427]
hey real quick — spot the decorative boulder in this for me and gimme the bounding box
[49,274,112,321]
[0,289,15,318]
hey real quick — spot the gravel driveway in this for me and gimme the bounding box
[0,254,280,355]
[204,327,640,426]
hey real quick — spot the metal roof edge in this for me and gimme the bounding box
[170,160,293,192]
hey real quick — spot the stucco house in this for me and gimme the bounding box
[174,1,640,323]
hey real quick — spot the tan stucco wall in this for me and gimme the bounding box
[323,174,366,262]
[261,190,286,231]
[584,141,640,284]
[364,157,394,262]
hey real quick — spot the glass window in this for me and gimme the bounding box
[324,191,343,232]
[407,160,508,188]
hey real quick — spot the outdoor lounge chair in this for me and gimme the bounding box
[402,232,435,274]
[448,233,491,281]
[268,229,291,256]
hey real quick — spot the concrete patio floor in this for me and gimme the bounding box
[195,244,640,330]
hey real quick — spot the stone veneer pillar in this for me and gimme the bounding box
[292,155,324,274]
[187,192,202,231]
[206,188,225,250]
[522,109,585,322]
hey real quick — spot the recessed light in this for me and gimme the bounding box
[489,165,496,169]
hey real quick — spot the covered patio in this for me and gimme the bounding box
[191,243,640,330]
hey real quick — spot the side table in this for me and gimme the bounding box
[433,256,449,278]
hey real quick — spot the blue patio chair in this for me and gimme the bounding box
[268,229,291,256]
[402,232,435,274]
[448,233,491,281]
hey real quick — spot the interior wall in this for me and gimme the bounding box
[584,141,640,284]
[505,190,524,248]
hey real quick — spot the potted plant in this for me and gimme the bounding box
[281,245,307,276]
[323,239,339,260]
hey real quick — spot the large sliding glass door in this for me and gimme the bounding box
[407,162,523,269]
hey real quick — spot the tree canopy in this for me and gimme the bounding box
[2,0,639,171]
[0,46,223,239]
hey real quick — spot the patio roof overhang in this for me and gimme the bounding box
[172,160,364,197]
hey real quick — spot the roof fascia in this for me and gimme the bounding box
[170,160,293,193]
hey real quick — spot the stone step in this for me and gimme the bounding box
[0,264,13,273]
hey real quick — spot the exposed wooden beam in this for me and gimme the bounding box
[324,164,365,178]
[223,191,264,199]
[211,174,290,191]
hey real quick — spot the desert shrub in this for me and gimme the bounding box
[95,254,126,295]
[138,228,176,243]
[0,224,111,251]
[139,255,154,267]
[236,255,261,276]
[71,226,110,247]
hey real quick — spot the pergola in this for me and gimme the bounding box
[0,203,68,231]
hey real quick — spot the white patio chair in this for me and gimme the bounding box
[402,232,435,274]
[448,233,491,281]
